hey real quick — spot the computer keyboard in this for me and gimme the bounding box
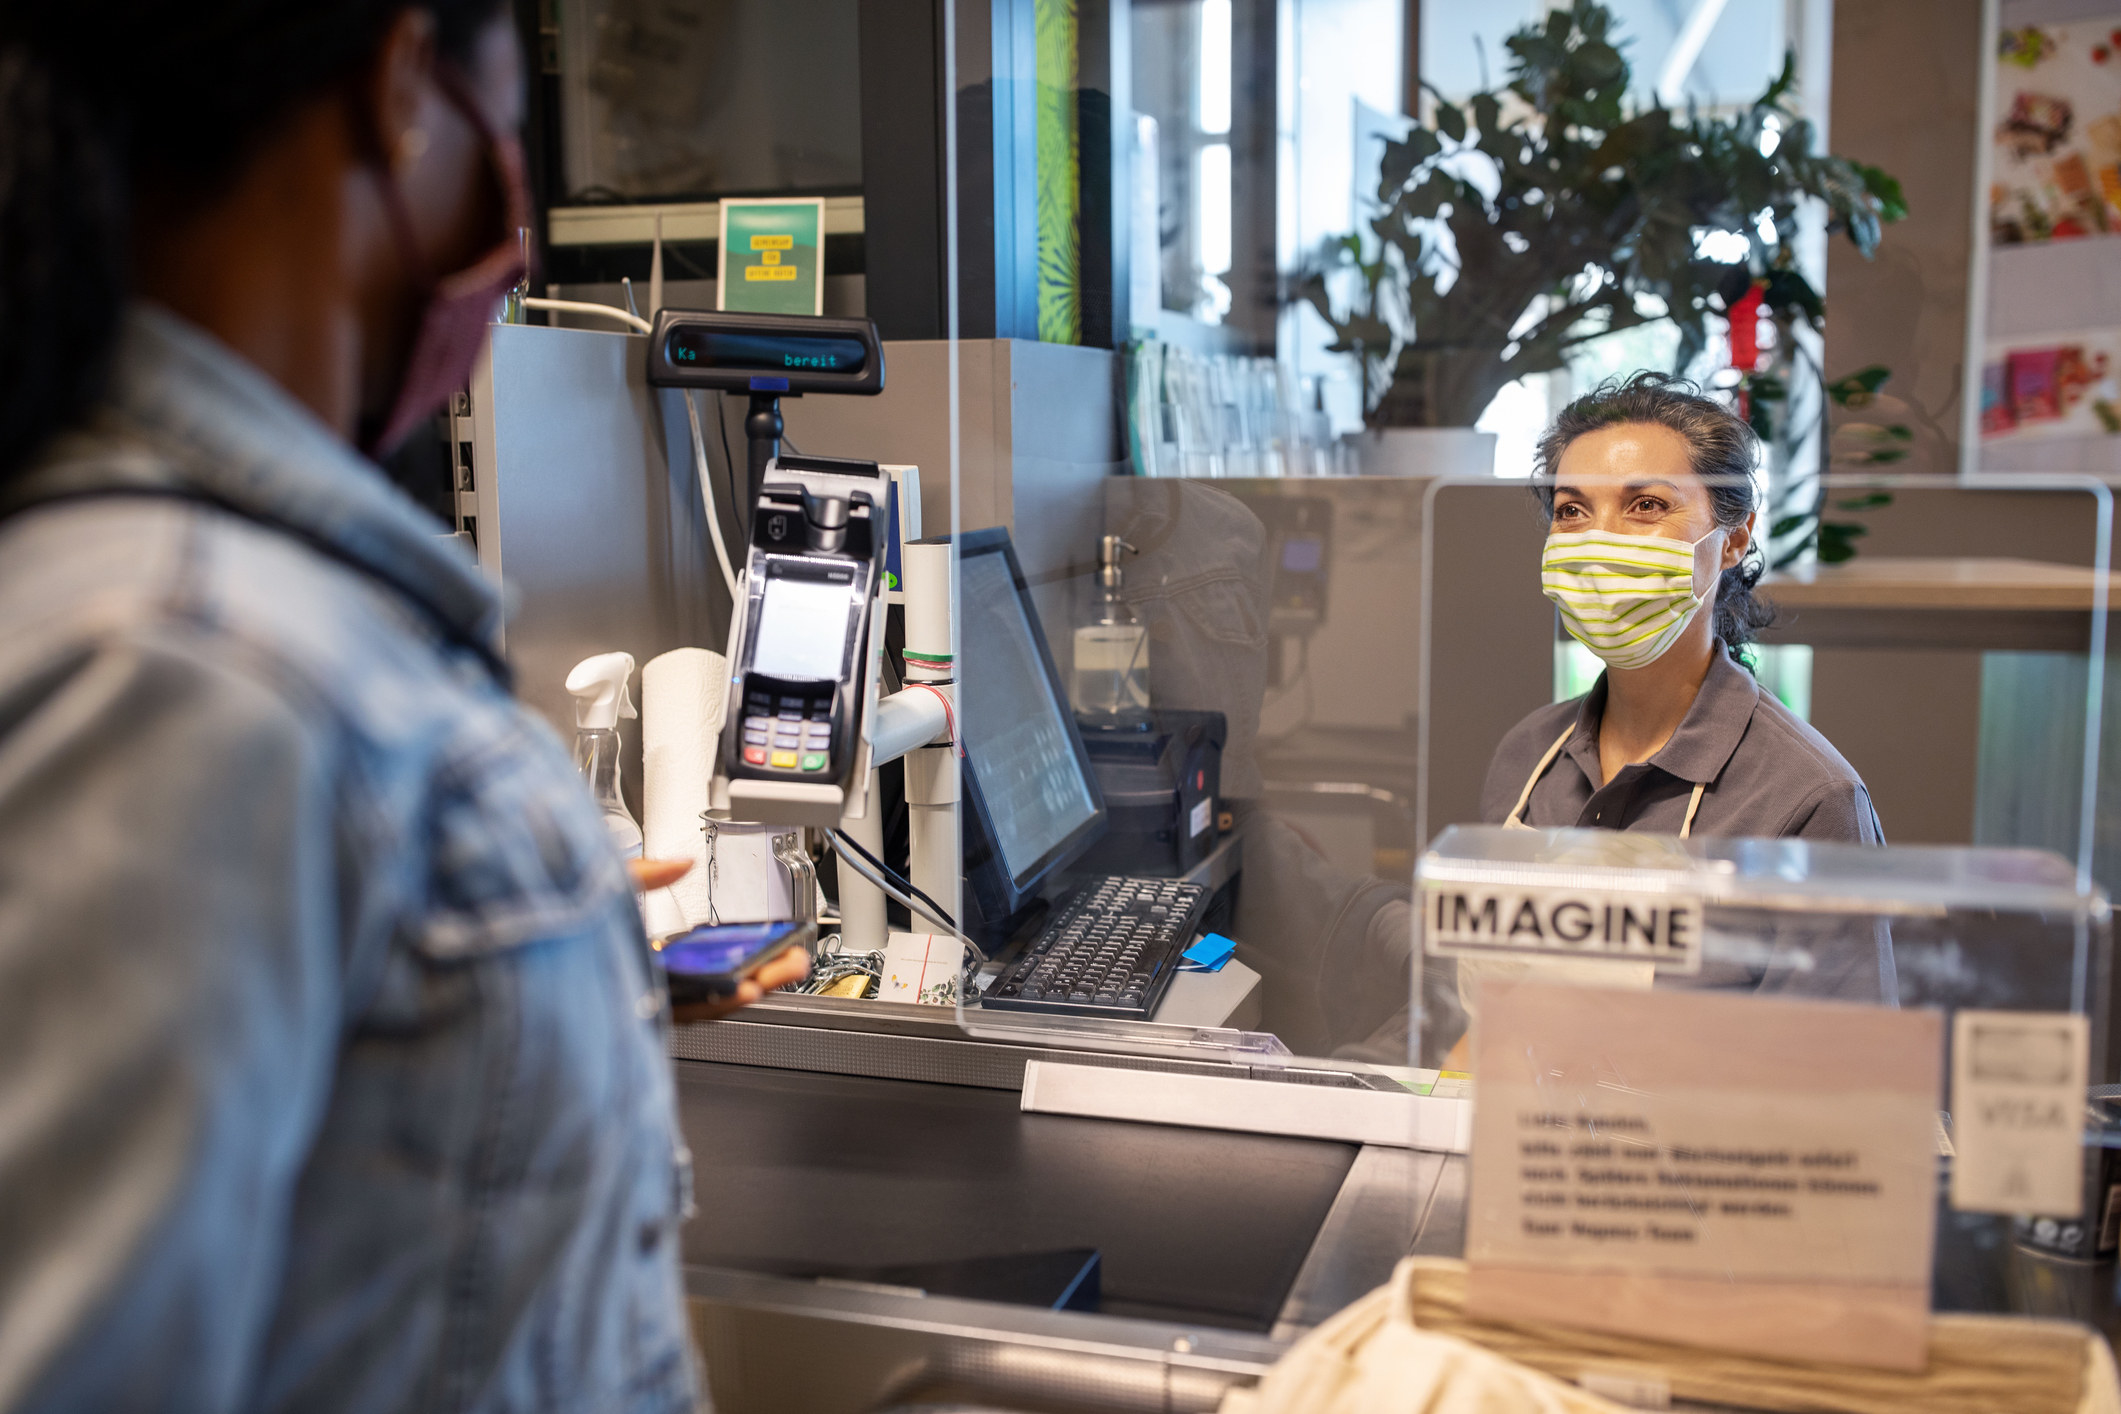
[981,876,1210,1021]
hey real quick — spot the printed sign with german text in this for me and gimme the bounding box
[1467,981,1943,1371]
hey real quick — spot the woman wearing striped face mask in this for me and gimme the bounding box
[1481,373,1882,844]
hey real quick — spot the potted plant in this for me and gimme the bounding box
[1298,0,1904,478]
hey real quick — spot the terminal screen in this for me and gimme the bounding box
[958,550,1100,887]
[751,575,854,680]
[666,326,870,376]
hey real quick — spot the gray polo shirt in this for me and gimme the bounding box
[1473,644,1893,1006]
[1479,643,1883,843]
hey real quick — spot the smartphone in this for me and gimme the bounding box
[656,920,815,1005]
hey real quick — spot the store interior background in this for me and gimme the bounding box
[502,0,2121,900]
[404,9,2121,1393]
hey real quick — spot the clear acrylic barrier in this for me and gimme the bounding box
[949,472,1431,1075]
[906,0,2121,1352]
[1414,471,2117,880]
[1413,469,2117,1041]
[1408,471,2121,1312]
[935,0,1434,1079]
[1416,474,2112,869]
[936,468,2121,1079]
[1416,822,2110,1062]
[497,0,2121,1368]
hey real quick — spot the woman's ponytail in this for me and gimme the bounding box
[0,43,127,485]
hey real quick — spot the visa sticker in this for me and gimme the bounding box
[1950,1010,2089,1218]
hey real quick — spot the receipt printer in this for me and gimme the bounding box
[1074,708,1226,877]
[711,454,889,827]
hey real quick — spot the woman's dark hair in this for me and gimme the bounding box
[0,1,508,485]
[1532,370,1775,654]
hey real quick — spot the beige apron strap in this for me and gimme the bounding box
[1679,781,1706,839]
[1504,725,1577,828]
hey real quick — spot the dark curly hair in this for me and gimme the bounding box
[1532,371,1775,654]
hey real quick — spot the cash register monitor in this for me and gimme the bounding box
[954,528,1106,928]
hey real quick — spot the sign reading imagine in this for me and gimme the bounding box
[1422,881,1703,974]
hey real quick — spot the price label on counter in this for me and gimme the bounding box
[1466,980,1942,1372]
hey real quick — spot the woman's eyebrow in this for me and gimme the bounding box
[1621,479,1684,497]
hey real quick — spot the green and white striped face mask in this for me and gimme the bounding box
[1542,527,1718,671]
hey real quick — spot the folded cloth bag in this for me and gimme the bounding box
[1226,1256,2121,1414]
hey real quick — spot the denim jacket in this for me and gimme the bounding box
[0,308,695,1413]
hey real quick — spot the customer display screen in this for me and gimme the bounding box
[750,574,856,680]
[666,326,870,376]
[957,549,1100,888]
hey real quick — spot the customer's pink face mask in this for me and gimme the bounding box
[362,63,530,459]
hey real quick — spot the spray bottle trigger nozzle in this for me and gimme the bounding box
[565,652,639,730]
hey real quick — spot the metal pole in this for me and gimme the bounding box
[744,392,784,513]
[901,540,960,931]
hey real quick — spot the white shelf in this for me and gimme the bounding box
[547,195,865,247]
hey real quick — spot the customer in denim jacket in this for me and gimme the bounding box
[0,5,801,1410]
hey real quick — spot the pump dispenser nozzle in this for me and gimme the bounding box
[1097,535,1137,599]
[567,652,639,730]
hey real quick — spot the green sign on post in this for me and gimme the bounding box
[717,198,825,317]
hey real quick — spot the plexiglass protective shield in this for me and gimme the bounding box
[699,0,2121,1363]
[950,470,1430,1076]
[1408,471,2120,1348]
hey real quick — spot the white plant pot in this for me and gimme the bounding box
[1344,427,1499,478]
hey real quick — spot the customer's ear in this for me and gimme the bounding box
[355,8,440,171]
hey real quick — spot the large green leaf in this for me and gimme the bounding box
[1434,101,1467,145]
[1826,365,1892,406]
[1853,162,1909,223]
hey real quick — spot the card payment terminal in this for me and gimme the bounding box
[718,454,888,822]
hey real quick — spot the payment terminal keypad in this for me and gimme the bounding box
[738,689,835,774]
[982,876,1209,1022]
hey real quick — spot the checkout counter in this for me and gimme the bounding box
[462,317,2121,1412]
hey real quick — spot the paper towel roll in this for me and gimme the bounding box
[640,647,792,935]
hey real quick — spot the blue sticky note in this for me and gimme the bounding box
[1182,932,1237,971]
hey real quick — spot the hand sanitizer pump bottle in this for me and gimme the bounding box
[1072,535,1151,724]
[565,652,644,858]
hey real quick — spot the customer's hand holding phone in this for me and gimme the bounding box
[669,939,811,1022]
[628,858,814,1021]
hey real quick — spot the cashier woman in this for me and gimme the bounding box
[1461,376,1897,1032]
[0,4,798,1409]
[1482,374,1884,844]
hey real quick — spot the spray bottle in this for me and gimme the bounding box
[566,652,643,858]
